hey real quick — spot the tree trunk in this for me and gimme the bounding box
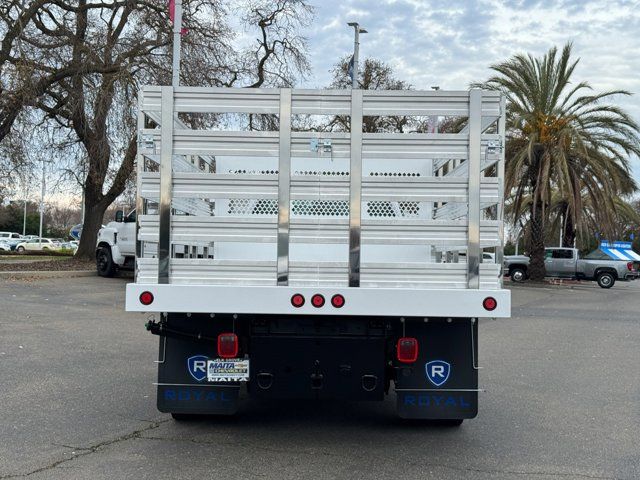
[526,144,547,281]
[73,134,136,261]
[75,201,109,260]
[527,199,547,281]
[562,212,576,248]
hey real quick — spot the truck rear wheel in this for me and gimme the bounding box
[171,413,198,421]
[435,419,464,427]
[405,418,464,427]
[596,272,615,289]
[96,246,116,277]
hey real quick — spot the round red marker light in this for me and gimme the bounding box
[483,296,497,311]
[291,293,305,308]
[311,294,325,308]
[139,291,154,306]
[331,294,345,308]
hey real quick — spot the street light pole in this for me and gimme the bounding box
[172,0,183,87]
[347,22,367,89]
[39,158,45,246]
[81,161,86,224]
[23,178,28,236]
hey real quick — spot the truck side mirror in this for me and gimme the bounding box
[115,210,124,222]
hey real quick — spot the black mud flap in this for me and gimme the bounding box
[395,318,478,419]
[158,384,239,415]
[156,333,240,415]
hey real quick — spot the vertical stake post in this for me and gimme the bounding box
[277,89,292,285]
[467,90,482,289]
[348,89,363,287]
[158,86,174,284]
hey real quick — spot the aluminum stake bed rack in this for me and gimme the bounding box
[126,86,511,422]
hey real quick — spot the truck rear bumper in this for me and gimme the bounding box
[126,284,511,318]
[153,313,480,419]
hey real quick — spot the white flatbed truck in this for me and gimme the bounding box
[125,86,511,423]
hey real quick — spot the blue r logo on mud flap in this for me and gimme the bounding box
[425,360,450,387]
[187,355,208,382]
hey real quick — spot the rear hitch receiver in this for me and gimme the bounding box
[362,375,378,392]
[310,373,324,390]
[257,372,274,390]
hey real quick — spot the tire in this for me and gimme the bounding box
[510,267,527,283]
[171,413,198,421]
[448,419,464,426]
[596,272,615,289]
[404,418,464,427]
[412,419,464,427]
[96,246,116,277]
[16,246,25,253]
[439,419,464,427]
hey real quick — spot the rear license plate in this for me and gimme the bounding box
[207,358,249,382]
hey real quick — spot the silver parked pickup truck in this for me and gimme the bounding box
[504,247,639,288]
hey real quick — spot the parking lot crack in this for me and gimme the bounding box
[0,419,170,479]
[50,443,92,452]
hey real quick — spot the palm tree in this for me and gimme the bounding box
[510,189,640,250]
[477,43,640,280]
[549,167,637,247]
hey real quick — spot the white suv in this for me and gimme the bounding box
[0,232,24,250]
[15,238,62,253]
[0,232,22,240]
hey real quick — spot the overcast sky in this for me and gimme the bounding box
[302,0,640,182]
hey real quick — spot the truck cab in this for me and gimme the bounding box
[96,209,136,276]
[544,247,578,277]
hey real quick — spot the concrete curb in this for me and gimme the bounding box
[0,270,97,279]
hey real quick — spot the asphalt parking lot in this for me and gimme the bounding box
[1,276,638,480]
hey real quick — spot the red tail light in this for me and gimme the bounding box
[627,262,633,271]
[291,293,305,308]
[331,294,345,308]
[139,291,154,305]
[397,337,419,363]
[311,294,325,308]
[483,296,497,311]
[217,333,238,358]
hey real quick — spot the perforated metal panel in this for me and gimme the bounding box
[294,170,350,176]
[228,199,277,216]
[292,200,349,217]
[212,168,427,220]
